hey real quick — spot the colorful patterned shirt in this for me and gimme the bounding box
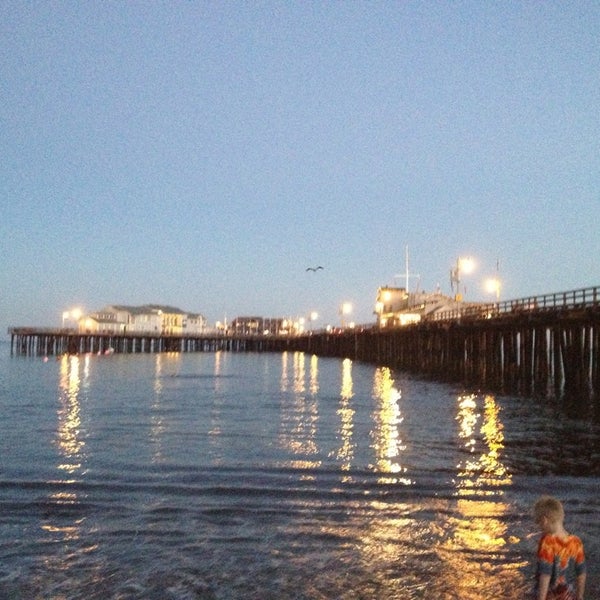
[536,533,586,596]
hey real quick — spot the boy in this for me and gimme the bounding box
[533,495,586,600]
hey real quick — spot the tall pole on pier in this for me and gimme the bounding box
[395,246,419,292]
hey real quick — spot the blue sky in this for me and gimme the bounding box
[2,1,599,330]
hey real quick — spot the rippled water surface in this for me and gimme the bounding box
[0,345,598,599]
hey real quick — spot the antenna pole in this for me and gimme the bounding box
[405,245,409,290]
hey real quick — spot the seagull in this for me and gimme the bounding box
[306,266,324,272]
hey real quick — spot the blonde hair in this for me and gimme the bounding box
[534,495,564,524]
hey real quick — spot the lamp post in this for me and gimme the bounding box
[450,257,475,301]
[62,308,83,330]
[485,277,501,301]
[340,302,352,329]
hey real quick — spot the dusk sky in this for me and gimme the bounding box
[2,2,599,331]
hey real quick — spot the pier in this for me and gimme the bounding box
[282,289,600,413]
[8,286,600,414]
[7,329,260,356]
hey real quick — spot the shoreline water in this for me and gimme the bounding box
[0,348,598,598]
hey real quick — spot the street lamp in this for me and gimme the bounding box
[62,307,83,329]
[485,277,501,300]
[450,257,475,301]
[340,302,352,329]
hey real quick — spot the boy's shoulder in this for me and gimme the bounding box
[538,533,584,550]
[566,533,584,546]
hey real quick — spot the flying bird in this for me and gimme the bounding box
[306,266,324,272]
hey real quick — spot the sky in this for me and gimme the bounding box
[2,1,599,331]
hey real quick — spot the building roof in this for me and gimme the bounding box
[106,304,186,315]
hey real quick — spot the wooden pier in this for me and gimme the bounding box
[7,328,267,356]
[8,286,600,414]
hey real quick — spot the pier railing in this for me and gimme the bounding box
[430,285,600,322]
[6,327,227,337]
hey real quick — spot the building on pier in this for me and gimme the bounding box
[80,304,207,335]
[230,316,285,336]
[374,286,483,328]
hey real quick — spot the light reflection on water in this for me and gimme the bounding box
[371,366,409,484]
[278,352,321,473]
[56,354,86,473]
[208,351,225,463]
[455,393,512,495]
[0,350,598,599]
[39,354,98,587]
[438,392,527,597]
[335,357,355,473]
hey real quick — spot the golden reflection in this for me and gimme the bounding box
[153,353,164,395]
[151,353,182,463]
[293,351,306,394]
[436,497,526,597]
[57,354,85,474]
[353,499,425,591]
[41,491,88,543]
[151,353,166,463]
[208,351,226,464]
[480,395,510,481]
[46,354,90,549]
[333,358,355,474]
[309,354,319,395]
[278,352,321,475]
[280,351,289,392]
[213,350,223,391]
[437,499,528,595]
[434,393,525,597]
[455,393,511,495]
[371,367,410,485]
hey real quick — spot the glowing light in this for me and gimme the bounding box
[450,256,476,300]
[458,256,475,274]
[485,277,501,299]
[340,302,353,328]
[61,307,84,328]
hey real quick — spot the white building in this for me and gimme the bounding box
[183,313,206,335]
[80,304,206,335]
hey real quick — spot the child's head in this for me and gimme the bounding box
[534,495,564,532]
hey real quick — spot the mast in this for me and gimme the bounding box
[405,245,409,290]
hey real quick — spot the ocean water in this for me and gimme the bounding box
[0,343,598,600]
